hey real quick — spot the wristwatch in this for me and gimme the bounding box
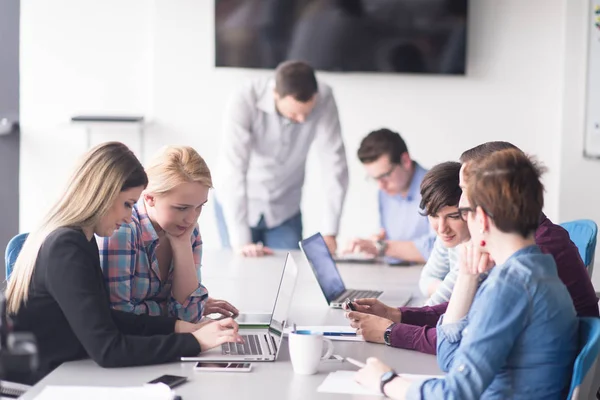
[380,370,399,396]
[375,239,388,257]
[384,322,396,346]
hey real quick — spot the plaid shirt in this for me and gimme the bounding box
[98,199,208,322]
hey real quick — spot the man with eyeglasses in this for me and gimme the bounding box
[343,128,435,264]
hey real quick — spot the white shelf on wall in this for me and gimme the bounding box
[70,115,146,161]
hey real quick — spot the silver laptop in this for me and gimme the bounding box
[181,253,298,362]
[300,233,411,308]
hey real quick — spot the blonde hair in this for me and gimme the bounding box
[6,142,147,314]
[144,146,212,195]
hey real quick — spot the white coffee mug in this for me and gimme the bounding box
[288,330,334,375]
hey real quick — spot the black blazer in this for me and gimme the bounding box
[11,227,200,384]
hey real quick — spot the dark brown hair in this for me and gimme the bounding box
[274,61,318,102]
[459,141,518,163]
[357,128,408,164]
[464,148,546,237]
[419,161,462,216]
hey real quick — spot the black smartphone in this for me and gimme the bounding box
[345,298,357,311]
[147,374,188,388]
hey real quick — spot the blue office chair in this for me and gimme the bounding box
[4,232,29,280]
[561,219,598,277]
[567,317,600,399]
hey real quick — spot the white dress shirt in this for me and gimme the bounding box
[216,77,348,248]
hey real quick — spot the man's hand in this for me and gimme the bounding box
[346,311,393,344]
[370,229,386,242]
[343,238,378,256]
[343,298,401,323]
[238,242,274,257]
[203,297,239,319]
[323,235,338,255]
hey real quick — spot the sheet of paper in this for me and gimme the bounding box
[34,384,175,400]
[283,326,364,342]
[317,371,445,396]
[317,371,383,397]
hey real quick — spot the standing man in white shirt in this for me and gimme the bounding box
[215,61,349,257]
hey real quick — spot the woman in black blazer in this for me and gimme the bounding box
[6,142,242,384]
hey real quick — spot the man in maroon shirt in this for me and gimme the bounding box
[346,141,599,355]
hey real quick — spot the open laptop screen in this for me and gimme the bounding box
[268,254,298,339]
[300,233,346,304]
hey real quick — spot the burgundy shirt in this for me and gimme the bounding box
[391,214,599,354]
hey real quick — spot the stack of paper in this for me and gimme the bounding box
[317,371,444,396]
[317,371,383,396]
[34,383,176,400]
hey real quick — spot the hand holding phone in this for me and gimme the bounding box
[344,298,357,311]
[194,362,252,372]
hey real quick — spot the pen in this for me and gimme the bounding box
[322,332,356,337]
[346,357,366,368]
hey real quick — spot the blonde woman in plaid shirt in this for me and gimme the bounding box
[98,146,238,323]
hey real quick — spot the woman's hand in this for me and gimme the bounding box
[192,318,243,351]
[355,358,393,392]
[165,224,196,247]
[203,297,239,319]
[459,242,495,275]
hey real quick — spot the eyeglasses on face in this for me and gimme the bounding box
[457,207,474,221]
[457,206,494,221]
[367,164,398,182]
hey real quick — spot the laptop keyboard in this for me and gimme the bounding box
[221,334,262,356]
[345,289,383,300]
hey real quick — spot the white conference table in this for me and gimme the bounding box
[21,250,441,400]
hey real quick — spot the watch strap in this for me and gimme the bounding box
[376,239,387,257]
[380,370,398,396]
[384,322,396,346]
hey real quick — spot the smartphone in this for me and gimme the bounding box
[323,354,344,363]
[345,298,357,311]
[194,362,252,372]
[147,374,187,388]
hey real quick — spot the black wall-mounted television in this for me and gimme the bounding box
[215,0,468,75]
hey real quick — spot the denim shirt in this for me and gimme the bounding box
[407,245,578,399]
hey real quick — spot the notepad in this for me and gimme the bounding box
[317,371,444,396]
[34,383,176,400]
[283,326,364,342]
[317,371,383,396]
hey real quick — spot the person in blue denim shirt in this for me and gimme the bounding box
[354,148,578,399]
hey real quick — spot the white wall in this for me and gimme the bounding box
[20,0,152,233]
[559,0,600,286]
[21,0,572,255]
